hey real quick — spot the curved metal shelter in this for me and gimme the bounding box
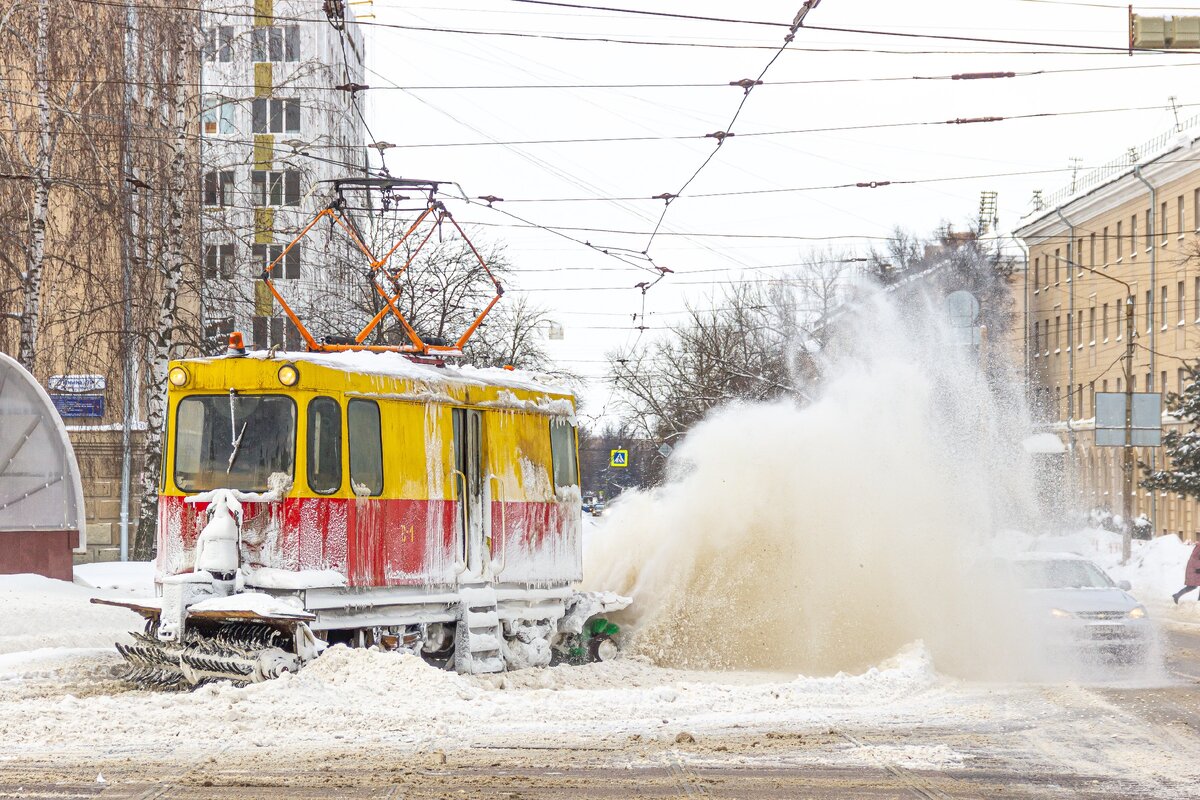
[0,352,86,580]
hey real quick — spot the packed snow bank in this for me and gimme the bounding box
[73,561,155,594]
[0,641,944,752]
[0,574,138,655]
[585,298,1038,679]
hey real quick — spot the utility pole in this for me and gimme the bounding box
[1056,253,1136,562]
[118,0,138,562]
[1123,293,1135,563]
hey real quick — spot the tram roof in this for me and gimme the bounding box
[185,349,574,398]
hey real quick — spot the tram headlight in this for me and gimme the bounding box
[277,363,300,387]
[168,366,189,387]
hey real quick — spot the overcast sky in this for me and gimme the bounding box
[358,0,1200,415]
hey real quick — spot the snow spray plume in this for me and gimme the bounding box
[585,291,1045,678]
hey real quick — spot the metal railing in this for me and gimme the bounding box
[1035,114,1200,213]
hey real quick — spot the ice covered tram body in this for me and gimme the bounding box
[99,349,627,687]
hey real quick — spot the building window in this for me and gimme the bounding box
[1161,202,1168,245]
[251,26,300,62]
[1102,302,1109,340]
[1034,321,1040,353]
[1179,195,1185,239]
[1116,221,1123,258]
[1077,238,1083,272]
[1195,188,1199,230]
[251,170,300,206]
[203,316,234,342]
[1180,280,1187,324]
[203,170,235,207]
[201,95,236,135]
[1089,233,1095,267]
[1075,312,1081,348]
[1055,315,1061,351]
[1103,226,1109,264]
[1131,215,1138,255]
[1089,306,1095,345]
[1034,257,1039,286]
[252,98,300,134]
[1146,289,1152,331]
[251,316,299,350]
[252,243,300,279]
[203,243,235,279]
[1054,248,1061,283]
[1180,368,1188,396]
[203,26,233,62]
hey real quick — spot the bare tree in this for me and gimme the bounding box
[131,7,202,561]
[608,254,855,462]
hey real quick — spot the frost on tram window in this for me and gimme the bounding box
[307,397,342,495]
[174,394,296,493]
[348,399,383,497]
[549,418,579,489]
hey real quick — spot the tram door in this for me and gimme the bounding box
[452,408,486,574]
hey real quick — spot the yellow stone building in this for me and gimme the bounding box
[1016,124,1200,538]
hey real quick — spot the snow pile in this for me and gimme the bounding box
[0,574,138,655]
[188,591,311,618]
[0,641,945,753]
[586,296,1038,679]
[73,561,155,594]
[243,567,346,590]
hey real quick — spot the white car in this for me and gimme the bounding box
[1009,553,1151,664]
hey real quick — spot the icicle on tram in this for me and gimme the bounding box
[96,179,630,688]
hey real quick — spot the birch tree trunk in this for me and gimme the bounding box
[132,17,190,561]
[17,0,51,371]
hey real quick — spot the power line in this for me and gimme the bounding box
[640,1,822,257]
[60,0,1184,56]
[506,0,1187,54]
[324,101,1200,150]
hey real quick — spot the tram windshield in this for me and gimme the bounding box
[173,394,296,492]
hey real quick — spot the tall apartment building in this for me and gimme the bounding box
[0,0,202,561]
[1016,119,1200,537]
[200,0,368,350]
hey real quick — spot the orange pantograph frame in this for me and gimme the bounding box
[260,203,504,355]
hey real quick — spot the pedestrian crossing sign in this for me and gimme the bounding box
[610,449,629,468]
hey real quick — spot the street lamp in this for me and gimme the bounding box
[1052,254,1137,562]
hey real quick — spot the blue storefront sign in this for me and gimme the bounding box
[50,393,105,418]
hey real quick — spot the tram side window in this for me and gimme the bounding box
[549,417,579,489]
[348,399,383,496]
[307,397,341,494]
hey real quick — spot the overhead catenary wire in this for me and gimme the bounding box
[639,2,822,257]
[62,0,1200,55]
[10,59,1200,92]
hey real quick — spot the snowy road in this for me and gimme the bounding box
[2,628,1200,798]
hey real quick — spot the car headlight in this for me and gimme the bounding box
[1128,606,1147,619]
[168,366,189,387]
[1050,608,1073,619]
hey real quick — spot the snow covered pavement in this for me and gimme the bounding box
[2,554,1200,797]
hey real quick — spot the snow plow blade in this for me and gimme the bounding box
[93,598,318,690]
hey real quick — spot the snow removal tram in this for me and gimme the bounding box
[96,180,629,688]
